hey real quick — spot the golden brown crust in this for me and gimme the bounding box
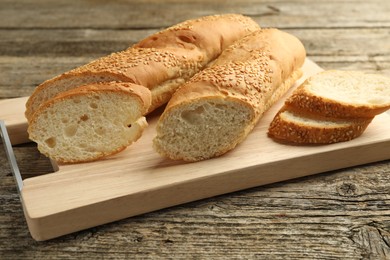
[268,70,390,145]
[154,29,307,161]
[267,110,373,144]
[25,48,185,120]
[286,83,390,118]
[284,70,390,119]
[26,14,260,121]
[134,14,260,62]
[163,29,306,119]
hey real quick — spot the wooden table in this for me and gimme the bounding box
[1,0,390,258]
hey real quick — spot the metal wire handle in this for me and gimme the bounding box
[0,120,23,193]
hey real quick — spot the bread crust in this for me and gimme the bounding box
[286,84,390,118]
[134,14,260,62]
[165,29,306,116]
[268,110,373,144]
[154,29,306,161]
[285,70,390,118]
[25,14,260,121]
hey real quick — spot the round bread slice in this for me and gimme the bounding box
[268,110,373,144]
[286,70,390,118]
[27,82,151,163]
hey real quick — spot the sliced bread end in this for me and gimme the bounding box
[286,70,390,118]
[27,82,151,163]
[268,110,373,144]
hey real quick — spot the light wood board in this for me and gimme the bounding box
[1,59,390,241]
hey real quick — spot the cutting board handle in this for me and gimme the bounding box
[0,97,30,145]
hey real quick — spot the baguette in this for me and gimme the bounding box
[26,14,260,163]
[28,82,151,163]
[153,29,306,161]
[268,70,390,144]
[25,14,260,121]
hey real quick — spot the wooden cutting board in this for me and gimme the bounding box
[1,59,390,241]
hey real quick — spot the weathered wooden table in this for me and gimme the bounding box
[1,0,390,258]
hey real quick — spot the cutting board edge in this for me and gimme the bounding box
[21,135,390,241]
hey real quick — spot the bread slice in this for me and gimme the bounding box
[268,70,390,144]
[153,29,306,161]
[25,14,260,121]
[27,82,151,163]
[268,110,373,144]
[285,70,390,118]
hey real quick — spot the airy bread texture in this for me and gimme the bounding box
[25,14,260,121]
[28,82,151,163]
[268,70,390,144]
[153,29,306,161]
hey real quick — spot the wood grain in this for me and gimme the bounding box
[1,0,389,29]
[1,27,389,99]
[1,0,390,258]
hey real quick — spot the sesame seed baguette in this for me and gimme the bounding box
[285,70,390,118]
[153,29,306,161]
[25,14,260,121]
[27,82,151,163]
[267,110,373,144]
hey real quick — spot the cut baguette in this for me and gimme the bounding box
[153,29,306,161]
[285,70,390,118]
[25,14,260,121]
[268,110,373,144]
[27,82,151,163]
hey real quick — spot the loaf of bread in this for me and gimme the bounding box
[25,14,260,121]
[26,14,260,163]
[268,70,390,144]
[153,29,306,161]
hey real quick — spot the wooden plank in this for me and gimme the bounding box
[1,0,389,29]
[312,55,390,77]
[0,29,147,56]
[0,97,29,144]
[0,57,94,99]
[1,28,389,99]
[1,28,390,57]
[2,157,390,258]
[3,60,388,240]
